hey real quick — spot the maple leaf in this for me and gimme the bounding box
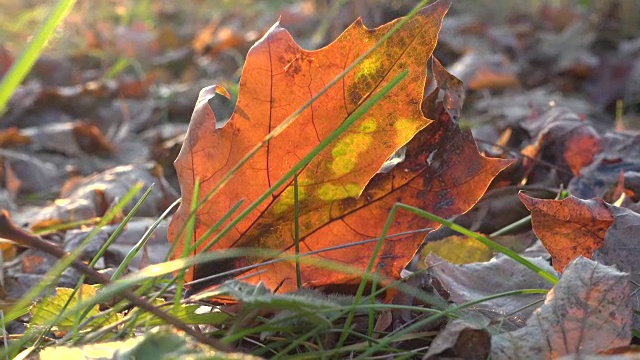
[168,0,510,292]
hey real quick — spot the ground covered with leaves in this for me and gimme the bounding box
[0,0,640,359]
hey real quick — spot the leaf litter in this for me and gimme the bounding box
[0,0,640,358]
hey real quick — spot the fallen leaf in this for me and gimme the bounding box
[31,284,120,332]
[569,132,640,202]
[0,128,30,148]
[448,52,519,91]
[170,0,481,290]
[491,257,632,359]
[0,45,13,77]
[425,318,491,360]
[426,253,555,320]
[38,329,262,360]
[31,164,177,230]
[18,121,114,157]
[420,234,494,267]
[520,193,614,272]
[522,193,640,325]
[169,0,512,293]
[0,149,64,197]
[521,107,601,184]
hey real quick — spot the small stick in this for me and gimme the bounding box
[0,210,229,351]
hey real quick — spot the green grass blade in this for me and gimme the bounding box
[393,203,558,285]
[0,0,77,116]
[113,197,181,280]
[293,174,302,289]
[174,180,200,311]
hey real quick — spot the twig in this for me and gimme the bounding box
[0,210,229,351]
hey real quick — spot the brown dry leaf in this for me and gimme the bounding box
[0,45,13,77]
[569,132,640,202]
[0,149,64,197]
[491,257,632,360]
[31,164,177,230]
[168,0,511,292]
[0,128,30,148]
[425,318,491,360]
[426,253,555,320]
[19,121,113,157]
[520,193,614,272]
[448,52,519,91]
[521,107,601,185]
[521,193,640,326]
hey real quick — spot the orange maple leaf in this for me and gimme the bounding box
[168,0,510,292]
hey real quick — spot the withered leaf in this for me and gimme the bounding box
[491,257,632,359]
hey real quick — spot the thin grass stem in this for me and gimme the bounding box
[0,0,77,115]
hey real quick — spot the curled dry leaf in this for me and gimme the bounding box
[491,257,632,360]
[168,0,511,292]
[521,107,601,184]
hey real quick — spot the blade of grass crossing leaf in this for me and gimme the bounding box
[199,70,409,255]
[38,246,443,355]
[90,185,155,269]
[174,180,200,311]
[179,0,433,245]
[91,198,182,339]
[3,184,143,358]
[0,0,77,116]
[39,185,154,346]
[294,174,302,289]
[336,205,401,349]
[270,275,446,358]
[225,303,441,345]
[186,228,431,287]
[393,203,558,284]
[1,310,6,360]
[185,199,244,255]
[29,244,445,354]
[104,57,130,80]
[138,199,244,309]
[490,187,569,237]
